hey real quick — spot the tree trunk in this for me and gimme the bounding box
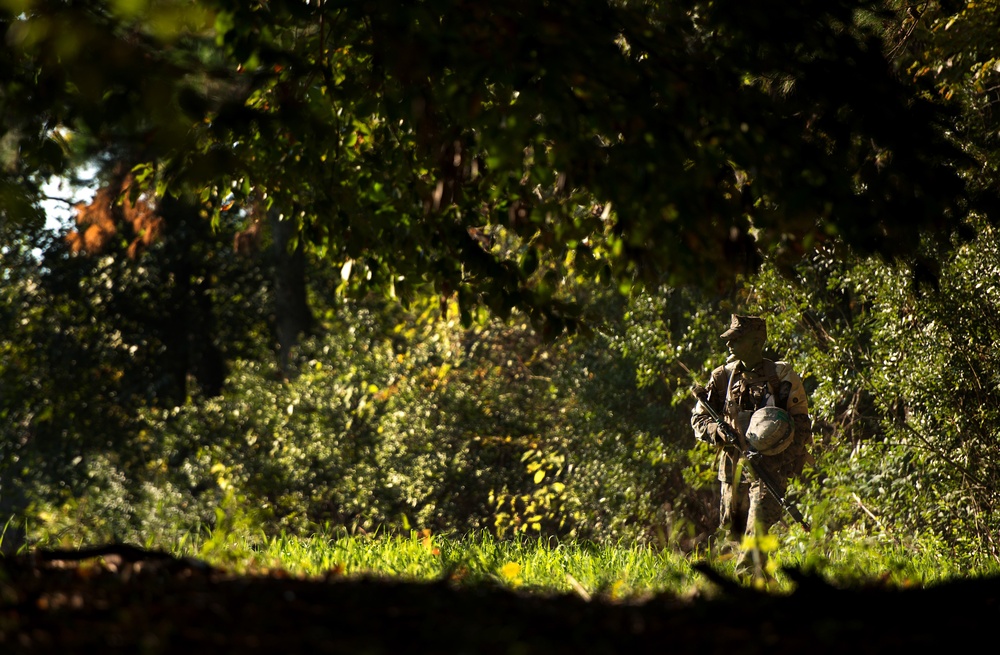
[270,209,313,375]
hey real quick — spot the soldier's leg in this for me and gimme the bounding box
[737,480,785,577]
[747,483,784,535]
[719,479,750,542]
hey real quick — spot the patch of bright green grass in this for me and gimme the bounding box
[170,523,1000,599]
[19,509,999,597]
[179,529,710,599]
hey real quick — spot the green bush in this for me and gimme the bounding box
[21,293,683,546]
[740,224,1000,565]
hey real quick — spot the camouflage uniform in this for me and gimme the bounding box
[691,315,812,545]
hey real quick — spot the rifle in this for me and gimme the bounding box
[692,385,811,531]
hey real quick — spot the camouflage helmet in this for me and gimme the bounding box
[745,406,795,455]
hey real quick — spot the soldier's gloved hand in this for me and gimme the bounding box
[707,423,727,446]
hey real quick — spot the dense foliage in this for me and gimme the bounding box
[3,0,1000,574]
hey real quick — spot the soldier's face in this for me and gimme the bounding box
[726,332,761,363]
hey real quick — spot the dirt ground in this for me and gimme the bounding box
[1,545,995,654]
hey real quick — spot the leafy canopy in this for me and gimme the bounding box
[2,0,993,330]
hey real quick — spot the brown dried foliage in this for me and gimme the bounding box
[66,174,164,259]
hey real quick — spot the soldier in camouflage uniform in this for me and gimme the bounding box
[691,315,812,573]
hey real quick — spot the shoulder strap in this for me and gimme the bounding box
[707,364,734,416]
[710,365,728,397]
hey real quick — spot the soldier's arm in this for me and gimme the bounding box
[691,376,725,445]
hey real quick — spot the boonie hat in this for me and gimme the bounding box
[720,314,766,341]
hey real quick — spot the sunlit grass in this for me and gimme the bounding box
[15,512,999,599]
[156,523,1000,600]
[772,525,996,587]
[174,529,712,599]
